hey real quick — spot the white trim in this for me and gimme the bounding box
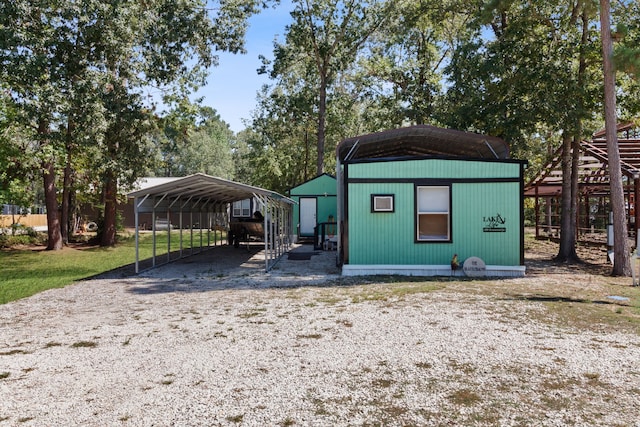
[373,195,394,212]
[341,264,526,277]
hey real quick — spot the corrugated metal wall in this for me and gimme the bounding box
[289,175,337,237]
[348,159,521,180]
[346,160,522,266]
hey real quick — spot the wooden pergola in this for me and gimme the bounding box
[525,123,640,239]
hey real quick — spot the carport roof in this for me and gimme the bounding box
[127,173,294,204]
[337,125,511,162]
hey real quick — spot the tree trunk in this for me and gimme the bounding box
[570,137,581,245]
[61,119,75,245]
[101,170,118,247]
[600,0,630,276]
[556,134,579,262]
[38,118,63,251]
[304,129,310,181]
[316,74,327,176]
[43,159,63,251]
[61,152,72,245]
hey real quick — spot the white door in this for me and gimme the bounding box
[299,198,317,236]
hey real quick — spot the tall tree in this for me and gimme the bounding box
[171,107,236,178]
[600,0,630,275]
[0,91,38,217]
[1,0,269,248]
[266,0,394,175]
[440,0,602,263]
[357,0,468,127]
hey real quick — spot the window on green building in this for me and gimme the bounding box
[416,186,450,241]
[232,199,251,217]
[371,194,394,212]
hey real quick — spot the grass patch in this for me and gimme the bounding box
[238,309,267,319]
[0,349,27,356]
[372,378,393,388]
[0,230,223,304]
[280,418,295,427]
[448,388,481,405]
[71,341,97,348]
[0,372,10,379]
[350,282,442,303]
[226,414,244,423]
[296,333,322,339]
[44,342,62,348]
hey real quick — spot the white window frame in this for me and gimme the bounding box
[371,194,394,212]
[416,185,451,242]
[232,199,251,217]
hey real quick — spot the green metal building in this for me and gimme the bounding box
[288,173,337,241]
[336,125,527,277]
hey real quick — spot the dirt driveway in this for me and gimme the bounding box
[1,240,639,426]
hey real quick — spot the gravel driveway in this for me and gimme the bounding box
[1,243,639,426]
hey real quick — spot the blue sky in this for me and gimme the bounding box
[194,2,294,133]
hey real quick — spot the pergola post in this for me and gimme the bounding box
[635,176,640,247]
[534,185,540,239]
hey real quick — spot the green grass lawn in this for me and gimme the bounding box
[0,229,226,304]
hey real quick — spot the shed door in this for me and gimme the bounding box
[299,197,317,236]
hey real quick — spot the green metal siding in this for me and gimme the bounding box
[348,183,415,264]
[348,159,520,180]
[346,161,522,266]
[290,174,337,196]
[289,174,337,236]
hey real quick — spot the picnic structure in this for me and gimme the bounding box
[336,125,527,277]
[524,123,640,241]
[127,173,295,273]
[287,173,337,248]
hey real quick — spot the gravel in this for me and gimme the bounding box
[1,244,639,426]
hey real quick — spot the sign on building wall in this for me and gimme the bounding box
[483,213,506,232]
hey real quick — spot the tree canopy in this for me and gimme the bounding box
[0,0,268,247]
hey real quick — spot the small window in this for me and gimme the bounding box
[416,186,450,241]
[371,194,394,212]
[233,199,251,217]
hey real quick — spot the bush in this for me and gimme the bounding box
[0,232,47,248]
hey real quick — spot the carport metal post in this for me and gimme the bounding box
[152,192,169,268]
[191,196,203,254]
[166,210,171,264]
[199,208,203,252]
[181,196,193,256]
[151,208,156,267]
[189,210,194,254]
[253,194,269,271]
[179,209,183,257]
[134,194,150,274]
[168,195,181,262]
[207,205,211,247]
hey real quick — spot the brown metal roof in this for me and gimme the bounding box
[337,125,511,162]
[524,126,640,197]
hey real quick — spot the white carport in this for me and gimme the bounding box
[127,173,295,273]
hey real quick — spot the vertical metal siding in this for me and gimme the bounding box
[290,175,337,196]
[348,183,414,264]
[346,162,522,267]
[349,159,520,180]
[451,182,521,266]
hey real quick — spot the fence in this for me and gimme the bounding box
[0,214,48,229]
